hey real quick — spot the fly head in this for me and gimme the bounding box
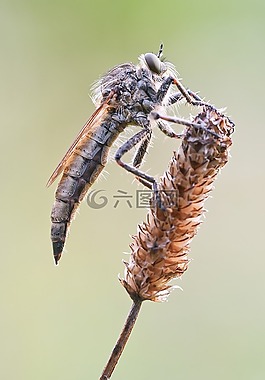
[144,53,166,75]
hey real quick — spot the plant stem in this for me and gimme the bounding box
[99,298,143,380]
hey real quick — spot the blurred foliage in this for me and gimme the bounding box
[1,0,265,379]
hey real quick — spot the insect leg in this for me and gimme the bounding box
[115,128,155,185]
[132,131,153,189]
[157,119,183,139]
[157,74,216,109]
[151,112,221,138]
[156,77,206,107]
[166,89,234,131]
[115,129,162,204]
[167,89,202,106]
[171,78,215,109]
[157,77,176,103]
[132,132,152,168]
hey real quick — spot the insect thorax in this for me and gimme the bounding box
[92,63,162,127]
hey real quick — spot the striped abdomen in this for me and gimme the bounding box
[51,117,125,264]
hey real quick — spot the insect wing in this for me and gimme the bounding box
[46,95,113,187]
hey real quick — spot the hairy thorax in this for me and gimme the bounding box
[93,63,162,128]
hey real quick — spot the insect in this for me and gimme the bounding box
[47,44,212,265]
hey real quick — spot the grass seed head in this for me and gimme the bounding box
[121,107,234,302]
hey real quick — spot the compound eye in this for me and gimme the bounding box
[144,53,162,74]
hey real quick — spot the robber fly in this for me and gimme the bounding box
[47,44,212,264]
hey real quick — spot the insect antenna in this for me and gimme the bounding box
[157,43,164,58]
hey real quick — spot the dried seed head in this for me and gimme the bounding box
[121,108,234,302]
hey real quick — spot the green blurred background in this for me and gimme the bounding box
[1,0,264,379]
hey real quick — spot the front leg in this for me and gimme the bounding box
[157,76,214,110]
[171,77,215,109]
[167,89,202,106]
[156,76,175,103]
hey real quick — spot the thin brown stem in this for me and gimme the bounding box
[99,298,143,380]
